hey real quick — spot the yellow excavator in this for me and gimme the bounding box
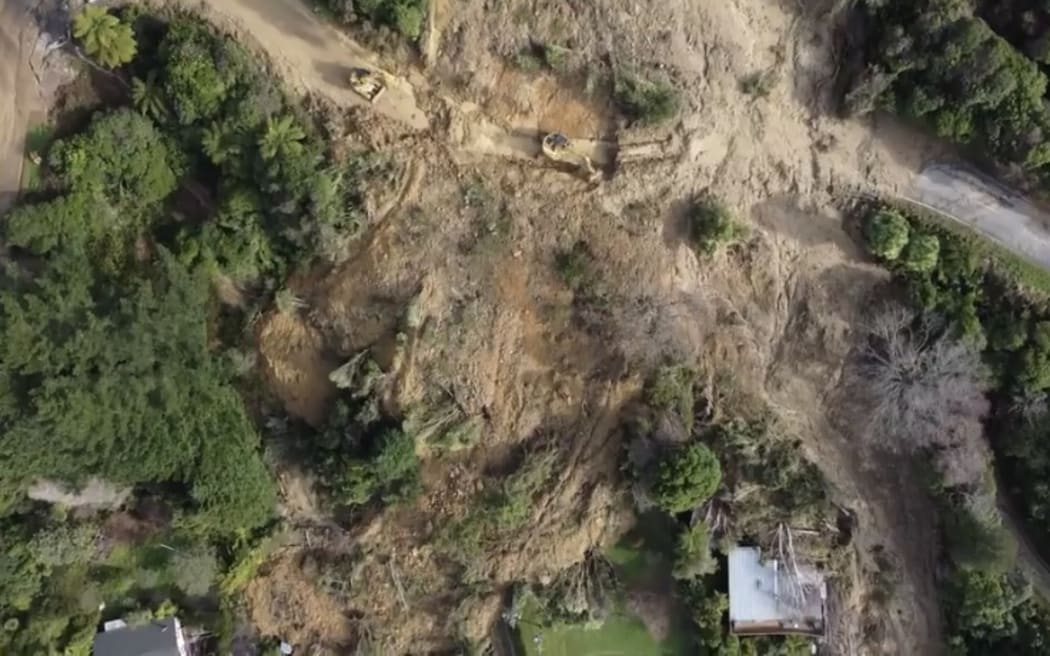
[348,68,386,103]
[541,132,602,184]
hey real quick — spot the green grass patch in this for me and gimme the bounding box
[517,597,692,656]
[20,124,53,192]
[20,156,41,192]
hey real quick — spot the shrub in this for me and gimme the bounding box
[673,522,717,579]
[651,442,722,513]
[615,69,681,126]
[690,196,744,255]
[645,364,696,432]
[864,209,911,260]
[555,241,596,293]
[543,45,571,73]
[739,70,778,97]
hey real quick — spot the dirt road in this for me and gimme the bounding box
[907,164,1050,271]
[187,0,427,131]
[0,0,42,212]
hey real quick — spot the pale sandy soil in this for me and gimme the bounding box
[0,0,43,211]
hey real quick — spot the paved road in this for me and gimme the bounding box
[908,164,1050,270]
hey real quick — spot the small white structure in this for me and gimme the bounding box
[728,546,827,637]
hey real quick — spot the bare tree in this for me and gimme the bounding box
[859,306,988,449]
[855,305,990,489]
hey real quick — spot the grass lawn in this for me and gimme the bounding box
[20,156,41,192]
[20,124,52,193]
[517,600,692,656]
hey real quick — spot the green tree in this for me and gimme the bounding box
[901,232,940,273]
[4,192,109,255]
[652,442,722,513]
[864,209,910,260]
[201,121,243,167]
[49,109,182,209]
[160,21,235,125]
[73,6,137,68]
[131,71,170,122]
[391,1,425,39]
[259,115,307,162]
[333,428,420,506]
[170,547,217,597]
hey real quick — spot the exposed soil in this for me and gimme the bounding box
[0,0,43,211]
[3,0,957,652]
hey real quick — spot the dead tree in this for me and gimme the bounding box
[858,306,988,450]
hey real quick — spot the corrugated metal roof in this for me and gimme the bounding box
[727,546,825,634]
[92,617,184,656]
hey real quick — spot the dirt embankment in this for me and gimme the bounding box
[0,0,43,211]
[169,0,950,652]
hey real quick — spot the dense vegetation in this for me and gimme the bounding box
[845,0,1050,175]
[0,6,374,652]
[859,201,1050,652]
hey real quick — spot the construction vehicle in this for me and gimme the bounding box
[541,132,602,184]
[348,68,386,103]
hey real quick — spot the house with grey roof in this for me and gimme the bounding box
[92,617,190,656]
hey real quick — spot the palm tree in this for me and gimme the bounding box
[73,6,137,69]
[202,122,242,166]
[258,115,306,162]
[131,71,169,122]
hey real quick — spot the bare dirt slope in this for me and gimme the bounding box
[0,0,43,211]
[158,0,951,653]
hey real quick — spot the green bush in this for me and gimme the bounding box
[334,428,420,507]
[645,364,696,432]
[615,69,681,126]
[49,109,182,210]
[651,442,722,514]
[555,241,594,292]
[690,196,744,255]
[864,209,911,260]
[672,522,717,580]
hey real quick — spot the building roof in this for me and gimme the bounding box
[92,617,186,656]
[727,546,826,636]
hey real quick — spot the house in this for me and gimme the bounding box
[92,617,190,656]
[728,546,827,637]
